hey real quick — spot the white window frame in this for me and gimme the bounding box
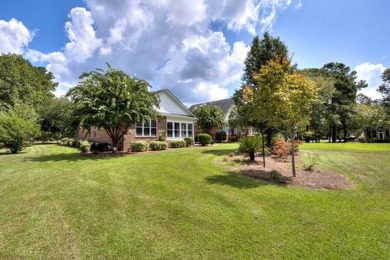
[136,119,157,137]
[166,121,194,139]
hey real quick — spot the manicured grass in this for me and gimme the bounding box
[0,143,389,258]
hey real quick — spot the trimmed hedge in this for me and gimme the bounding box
[79,141,91,153]
[197,133,212,146]
[130,141,148,152]
[184,137,194,147]
[149,141,167,151]
[170,140,186,148]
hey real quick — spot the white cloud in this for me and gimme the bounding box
[10,0,299,102]
[295,0,303,9]
[64,7,102,62]
[0,18,33,54]
[355,62,386,100]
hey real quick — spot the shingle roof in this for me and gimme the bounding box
[189,98,234,116]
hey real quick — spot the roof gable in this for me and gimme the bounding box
[189,98,234,116]
[156,89,195,118]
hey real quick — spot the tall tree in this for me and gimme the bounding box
[378,68,390,112]
[234,32,289,162]
[322,62,367,142]
[37,97,74,139]
[67,64,159,151]
[247,57,318,177]
[192,105,225,135]
[0,53,57,108]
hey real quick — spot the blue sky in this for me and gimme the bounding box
[0,0,389,104]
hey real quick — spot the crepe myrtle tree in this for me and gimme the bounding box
[67,64,159,151]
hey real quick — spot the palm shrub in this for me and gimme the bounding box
[238,136,263,161]
[197,133,212,146]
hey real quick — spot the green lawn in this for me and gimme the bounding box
[0,143,389,259]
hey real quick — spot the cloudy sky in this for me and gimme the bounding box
[1,0,389,105]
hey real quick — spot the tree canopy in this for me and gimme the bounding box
[192,104,225,135]
[0,53,57,108]
[247,57,318,176]
[67,64,159,150]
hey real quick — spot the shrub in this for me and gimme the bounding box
[358,134,366,143]
[91,142,112,152]
[79,141,91,153]
[238,136,263,161]
[149,141,167,151]
[184,137,194,147]
[170,140,186,148]
[130,141,148,152]
[158,130,166,141]
[271,138,301,158]
[197,133,212,146]
[215,130,227,143]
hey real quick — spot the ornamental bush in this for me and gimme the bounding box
[130,141,148,152]
[149,141,167,150]
[91,142,112,152]
[197,133,212,146]
[183,137,194,147]
[215,130,227,143]
[271,138,301,158]
[79,141,91,153]
[170,140,186,148]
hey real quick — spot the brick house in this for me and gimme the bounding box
[79,89,196,151]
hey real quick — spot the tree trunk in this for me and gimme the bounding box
[290,129,297,177]
[343,122,347,143]
[261,130,265,168]
[249,151,255,161]
[332,123,337,143]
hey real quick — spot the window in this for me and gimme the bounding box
[386,130,390,137]
[166,121,194,139]
[167,122,173,138]
[136,119,157,137]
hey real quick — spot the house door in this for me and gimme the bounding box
[379,132,384,140]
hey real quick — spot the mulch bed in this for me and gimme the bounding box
[221,154,355,190]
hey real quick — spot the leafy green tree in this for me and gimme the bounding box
[234,32,289,150]
[355,95,388,142]
[193,105,225,135]
[378,68,390,112]
[67,64,159,151]
[0,53,57,108]
[37,97,74,140]
[322,62,367,142]
[0,104,40,153]
[248,57,318,177]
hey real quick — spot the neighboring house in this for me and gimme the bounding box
[366,125,390,142]
[80,89,196,151]
[189,98,257,141]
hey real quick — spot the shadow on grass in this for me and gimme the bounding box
[202,149,237,156]
[205,172,285,189]
[23,152,114,162]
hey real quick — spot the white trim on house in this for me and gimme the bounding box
[166,120,194,140]
[136,119,157,137]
